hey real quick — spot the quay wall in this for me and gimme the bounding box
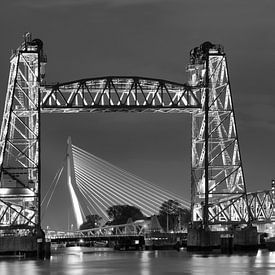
[0,236,37,254]
[187,226,258,251]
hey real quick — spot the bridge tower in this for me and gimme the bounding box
[188,42,249,228]
[0,33,46,233]
[66,136,84,229]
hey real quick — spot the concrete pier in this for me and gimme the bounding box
[0,229,51,258]
[187,226,258,251]
[0,236,37,256]
[233,226,258,250]
[187,229,220,250]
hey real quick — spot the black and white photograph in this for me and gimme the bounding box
[0,0,274,274]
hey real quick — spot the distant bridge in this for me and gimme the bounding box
[46,218,187,250]
[47,220,147,240]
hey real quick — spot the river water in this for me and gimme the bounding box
[0,247,275,274]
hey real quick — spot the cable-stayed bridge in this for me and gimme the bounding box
[0,33,275,253]
[72,143,190,222]
[42,137,190,232]
[43,138,275,241]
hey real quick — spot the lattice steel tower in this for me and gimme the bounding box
[0,33,46,232]
[188,42,248,227]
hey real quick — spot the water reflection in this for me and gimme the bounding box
[0,248,275,274]
[140,252,151,275]
[255,250,275,275]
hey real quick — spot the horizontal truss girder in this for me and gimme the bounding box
[41,77,201,113]
[195,189,275,225]
[47,220,148,239]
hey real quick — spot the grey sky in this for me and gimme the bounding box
[0,0,274,230]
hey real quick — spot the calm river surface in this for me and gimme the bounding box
[0,247,275,274]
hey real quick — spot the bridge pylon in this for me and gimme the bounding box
[66,136,84,229]
[0,33,46,233]
[189,42,250,228]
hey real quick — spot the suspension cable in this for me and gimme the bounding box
[72,145,190,209]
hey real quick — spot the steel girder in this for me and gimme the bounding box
[197,189,275,225]
[81,221,146,237]
[247,190,275,223]
[41,77,201,113]
[46,220,147,239]
[0,34,45,231]
[189,42,248,226]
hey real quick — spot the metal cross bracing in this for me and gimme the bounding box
[41,76,201,113]
[79,220,147,237]
[46,189,275,239]
[188,42,248,227]
[0,33,267,234]
[199,189,275,225]
[247,190,275,223]
[46,220,148,240]
[0,33,46,231]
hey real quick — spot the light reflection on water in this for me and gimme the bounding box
[0,248,275,274]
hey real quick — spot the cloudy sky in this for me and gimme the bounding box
[0,0,274,230]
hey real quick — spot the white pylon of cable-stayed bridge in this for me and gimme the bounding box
[66,137,84,229]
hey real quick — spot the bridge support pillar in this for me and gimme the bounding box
[0,228,51,258]
[187,226,258,251]
[36,228,51,259]
[233,226,258,250]
[0,236,38,257]
[187,229,220,251]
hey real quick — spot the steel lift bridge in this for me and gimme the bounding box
[0,33,274,235]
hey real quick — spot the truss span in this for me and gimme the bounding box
[41,76,201,113]
[192,189,275,225]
